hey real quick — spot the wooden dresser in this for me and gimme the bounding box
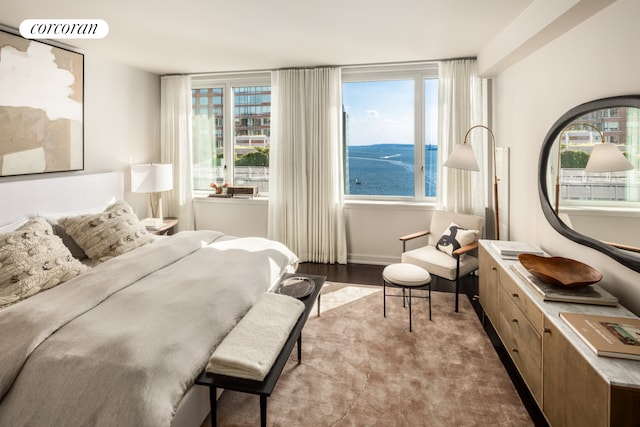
[479,240,640,427]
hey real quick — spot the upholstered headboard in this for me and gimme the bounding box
[0,171,124,225]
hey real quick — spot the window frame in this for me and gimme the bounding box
[341,63,439,202]
[191,72,271,195]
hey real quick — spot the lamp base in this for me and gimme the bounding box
[141,217,164,228]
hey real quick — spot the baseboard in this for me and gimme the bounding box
[347,253,399,265]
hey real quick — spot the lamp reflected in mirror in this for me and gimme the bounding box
[555,123,634,214]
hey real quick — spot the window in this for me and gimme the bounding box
[342,64,439,200]
[191,74,271,194]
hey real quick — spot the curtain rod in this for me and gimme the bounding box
[170,56,477,78]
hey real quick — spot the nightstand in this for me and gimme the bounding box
[146,217,178,236]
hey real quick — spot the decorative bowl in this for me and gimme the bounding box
[517,253,603,287]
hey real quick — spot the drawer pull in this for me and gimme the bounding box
[512,318,518,323]
[544,328,551,334]
[491,267,497,271]
[511,348,519,353]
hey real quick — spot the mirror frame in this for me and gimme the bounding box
[538,95,640,273]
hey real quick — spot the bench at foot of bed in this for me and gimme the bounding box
[195,273,324,427]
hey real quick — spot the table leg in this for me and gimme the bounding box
[260,394,267,427]
[209,386,217,427]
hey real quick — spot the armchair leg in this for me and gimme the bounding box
[455,278,459,313]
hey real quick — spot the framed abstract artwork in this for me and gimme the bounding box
[0,29,84,177]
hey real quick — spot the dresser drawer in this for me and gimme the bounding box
[499,269,543,334]
[499,287,542,403]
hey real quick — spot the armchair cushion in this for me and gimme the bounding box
[435,223,479,258]
[401,246,478,281]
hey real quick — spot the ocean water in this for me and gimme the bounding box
[346,144,438,197]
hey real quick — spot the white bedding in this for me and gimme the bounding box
[0,230,298,427]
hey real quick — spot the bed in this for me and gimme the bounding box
[0,171,299,427]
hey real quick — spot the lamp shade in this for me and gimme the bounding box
[131,163,173,193]
[443,143,480,171]
[584,143,633,173]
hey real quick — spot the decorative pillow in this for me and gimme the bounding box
[435,222,479,258]
[39,206,106,261]
[0,217,88,308]
[59,201,154,263]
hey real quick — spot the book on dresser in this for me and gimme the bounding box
[511,264,619,306]
[490,240,544,260]
[560,312,640,361]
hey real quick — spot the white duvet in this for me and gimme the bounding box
[0,230,298,427]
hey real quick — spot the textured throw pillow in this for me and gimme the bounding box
[0,217,88,308]
[59,200,154,263]
[435,222,479,257]
[39,206,106,261]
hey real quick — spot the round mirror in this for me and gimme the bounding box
[538,95,640,272]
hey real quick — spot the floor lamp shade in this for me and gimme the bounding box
[443,143,480,171]
[585,143,634,173]
[555,123,633,213]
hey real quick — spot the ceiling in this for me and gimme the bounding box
[0,0,535,75]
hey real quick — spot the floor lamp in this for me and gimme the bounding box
[555,123,633,213]
[131,163,174,227]
[443,125,500,240]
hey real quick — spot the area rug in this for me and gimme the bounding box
[211,282,534,426]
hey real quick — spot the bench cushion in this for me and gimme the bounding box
[206,292,304,381]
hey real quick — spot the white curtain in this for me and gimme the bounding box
[437,59,486,219]
[160,75,194,231]
[268,67,347,264]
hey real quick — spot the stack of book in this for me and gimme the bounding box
[560,312,640,361]
[490,240,544,260]
[511,264,618,306]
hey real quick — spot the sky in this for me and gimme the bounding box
[342,79,438,146]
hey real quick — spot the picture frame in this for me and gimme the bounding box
[0,29,84,177]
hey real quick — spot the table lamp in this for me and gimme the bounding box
[131,163,173,227]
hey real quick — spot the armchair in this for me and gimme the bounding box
[399,210,484,312]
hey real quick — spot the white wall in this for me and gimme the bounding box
[194,197,268,238]
[83,53,159,215]
[492,0,640,315]
[194,198,440,265]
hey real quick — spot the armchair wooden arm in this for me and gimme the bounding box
[453,241,479,257]
[399,230,430,252]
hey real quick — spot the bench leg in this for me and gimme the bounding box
[209,386,217,427]
[260,394,267,427]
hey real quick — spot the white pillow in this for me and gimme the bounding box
[59,201,154,263]
[0,216,30,233]
[435,222,479,258]
[0,217,88,308]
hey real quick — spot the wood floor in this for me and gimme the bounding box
[296,262,549,427]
